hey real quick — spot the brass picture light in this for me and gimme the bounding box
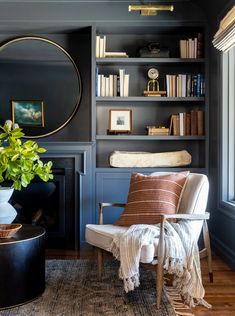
[128,4,174,16]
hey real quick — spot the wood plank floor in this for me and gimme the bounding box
[46,250,235,316]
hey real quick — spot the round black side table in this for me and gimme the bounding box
[0,225,45,309]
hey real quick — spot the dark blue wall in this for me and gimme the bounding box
[0,0,234,264]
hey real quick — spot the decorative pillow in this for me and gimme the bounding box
[115,171,189,226]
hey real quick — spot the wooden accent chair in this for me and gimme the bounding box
[86,172,213,309]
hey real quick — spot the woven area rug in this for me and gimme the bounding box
[0,259,176,316]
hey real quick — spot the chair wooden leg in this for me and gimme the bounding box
[203,220,213,283]
[97,248,103,281]
[156,218,165,309]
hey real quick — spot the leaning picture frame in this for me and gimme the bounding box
[108,109,132,133]
[12,100,45,127]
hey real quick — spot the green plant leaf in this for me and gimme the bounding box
[37,147,46,153]
[0,122,53,190]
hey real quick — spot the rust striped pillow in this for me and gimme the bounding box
[115,171,189,226]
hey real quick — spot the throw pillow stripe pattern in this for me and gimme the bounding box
[115,171,189,226]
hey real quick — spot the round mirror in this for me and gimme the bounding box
[0,36,82,138]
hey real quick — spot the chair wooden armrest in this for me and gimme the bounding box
[159,212,210,221]
[98,202,126,224]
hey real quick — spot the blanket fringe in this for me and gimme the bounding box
[165,285,194,316]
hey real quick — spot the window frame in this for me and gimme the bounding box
[220,46,235,215]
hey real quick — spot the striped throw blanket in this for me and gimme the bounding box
[110,221,211,309]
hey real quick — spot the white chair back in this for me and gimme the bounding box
[150,172,209,241]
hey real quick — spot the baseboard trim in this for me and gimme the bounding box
[211,233,235,270]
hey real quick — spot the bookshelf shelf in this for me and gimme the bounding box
[97,58,205,65]
[96,97,205,102]
[96,167,207,173]
[96,135,205,140]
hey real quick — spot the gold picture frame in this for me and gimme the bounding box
[12,100,45,127]
[108,109,132,133]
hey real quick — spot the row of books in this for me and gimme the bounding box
[96,69,130,97]
[166,73,205,97]
[96,35,128,58]
[170,110,204,136]
[179,32,204,58]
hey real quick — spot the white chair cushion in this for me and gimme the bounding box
[86,224,157,263]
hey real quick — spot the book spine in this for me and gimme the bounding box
[166,74,170,97]
[172,114,180,136]
[197,110,204,135]
[123,74,130,97]
[181,74,187,97]
[97,74,101,97]
[185,112,191,135]
[179,112,184,136]
[101,75,106,97]
[180,40,187,58]
[197,32,204,58]
[99,35,106,58]
[119,69,125,97]
[196,74,202,97]
[109,74,114,97]
[190,110,198,135]
[200,74,205,97]
[194,37,197,58]
[186,74,192,97]
[192,75,198,97]
[105,76,109,97]
[113,75,118,97]
[96,35,100,58]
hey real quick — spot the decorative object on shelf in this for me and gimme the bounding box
[143,67,167,97]
[146,126,169,136]
[109,150,192,168]
[138,42,170,58]
[147,67,159,90]
[0,120,54,223]
[128,4,174,16]
[12,100,45,127]
[108,109,132,134]
[0,223,22,238]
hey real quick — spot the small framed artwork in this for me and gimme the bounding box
[12,100,45,127]
[108,109,132,133]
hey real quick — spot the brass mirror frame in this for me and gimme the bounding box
[0,36,82,138]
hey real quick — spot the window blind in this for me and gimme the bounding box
[213,5,235,52]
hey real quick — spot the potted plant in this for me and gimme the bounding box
[0,120,53,223]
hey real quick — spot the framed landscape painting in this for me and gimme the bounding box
[12,100,45,127]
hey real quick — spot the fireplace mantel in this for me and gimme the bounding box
[37,141,95,249]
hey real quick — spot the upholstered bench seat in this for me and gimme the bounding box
[86,224,157,263]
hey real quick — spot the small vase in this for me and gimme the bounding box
[0,187,17,224]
